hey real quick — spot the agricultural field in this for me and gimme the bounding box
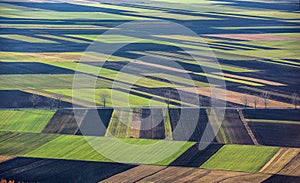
[243,109,300,147]
[200,144,279,172]
[0,0,299,182]
[0,110,55,133]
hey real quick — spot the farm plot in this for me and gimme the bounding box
[25,134,194,165]
[169,108,211,142]
[178,87,294,108]
[170,143,223,167]
[243,109,300,122]
[139,108,165,139]
[44,88,167,107]
[42,109,87,135]
[248,122,300,147]
[259,148,300,176]
[278,152,300,176]
[0,90,71,108]
[0,157,136,183]
[214,109,253,145]
[129,108,142,138]
[0,62,74,75]
[263,174,300,183]
[200,144,279,173]
[105,108,133,138]
[0,110,55,133]
[103,165,272,183]
[77,109,113,136]
[0,131,58,155]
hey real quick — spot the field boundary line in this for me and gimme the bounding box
[259,148,285,173]
[238,110,260,145]
[133,166,169,182]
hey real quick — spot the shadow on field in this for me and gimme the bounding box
[170,143,223,167]
[0,157,136,183]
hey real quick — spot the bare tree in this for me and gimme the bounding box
[292,93,298,109]
[253,95,260,109]
[241,95,248,108]
[165,90,172,109]
[100,92,108,108]
[30,94,40,108]
[261,91,270,109]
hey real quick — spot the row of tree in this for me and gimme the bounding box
[29,93,63,109]
[241,91,298,109]
[23,91,299,109]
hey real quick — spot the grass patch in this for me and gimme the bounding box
[246,119,300,125]
[25,134,194,165]
[200,144,279,172]
[0,110,55,133]
[106,109,133,137]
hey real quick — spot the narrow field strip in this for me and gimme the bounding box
[246,119,300,125]
[178,87,294,108]
[196,73,264,86]
[214,72,285,86]
[105,109,133,138]
[0,34,57,43]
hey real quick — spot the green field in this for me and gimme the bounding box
[0,110,55,132]
[0,131,58,155]
[200,144,279,172]
[26,134,194,165]
[106,109,133,137]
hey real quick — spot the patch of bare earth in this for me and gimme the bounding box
[178,87,294,108]
[0,156,14,163]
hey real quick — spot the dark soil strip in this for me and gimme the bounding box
[243,109,300,121]
[211,109,254,145]
[262,174,300,183]
[0,62,74,75]
[0,157,136,183]
[169,108,210,142]
[169,143,223,167]
[42,109,87,135]
[249,122,300,148]
[139,108,165,139]
[76,108,113,136]
[0,90,71,108]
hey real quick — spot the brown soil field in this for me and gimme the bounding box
[42,109,87,135]
[248,122,300,147]
[178,87,294,108]
[215,109,254,144]
[102,165,272,183]
[214,72,285,86]
[260,148,300,175]
[139,108,165,139]
[278,152,300,176]
[0,156,14,163]
[129,108,142,138]
[169,108,210,141]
